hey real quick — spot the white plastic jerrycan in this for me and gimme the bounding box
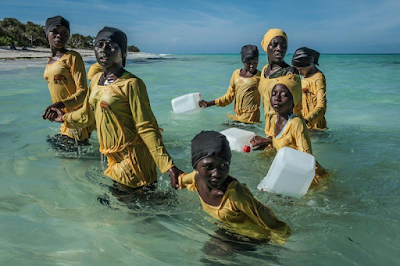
[220,128,256,152]
[257,147,316,197]
[171,92,203,114]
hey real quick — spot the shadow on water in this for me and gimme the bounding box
[46,134,100,159]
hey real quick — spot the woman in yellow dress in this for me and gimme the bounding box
[199,45,261,124]
[258,29,299,136]
[42,16,94,148]
[179,131,290,245]
[43,27,182,189]
[251,75,326,185]
[292,47,327,130]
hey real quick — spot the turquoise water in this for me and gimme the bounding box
[0,53,399,265]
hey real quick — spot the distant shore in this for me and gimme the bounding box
[0,46,95,60]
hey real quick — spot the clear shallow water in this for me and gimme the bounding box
[0,53,399,265]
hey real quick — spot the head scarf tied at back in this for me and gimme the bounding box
[292,47,320,67]
[95,27,128,66]
[261,29,288,52]
[191,131,232,169]
[271,74,302,108]
[241,45,259,63]
[45,16,70,37]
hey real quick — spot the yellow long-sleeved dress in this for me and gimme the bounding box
[44,51,94,141]
[301,72,327,130]
[271,115,325,184]
[215,69,261,124]
[179,171,290,245]
[258,65,301,135]
[63,72,174,188]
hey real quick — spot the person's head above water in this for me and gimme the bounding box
[95,27,128,67]
[261,29,288,64]
[191,131,231,169]
[241,45,259,63]
[270,74,301,114]
[292,47,320,68]
[45,16,70,38]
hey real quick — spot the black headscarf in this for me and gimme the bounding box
[95,27,128,66]
[292,47,320,67]
[241,45,259,63]
[191,131,231,168]
[45,16,70,37]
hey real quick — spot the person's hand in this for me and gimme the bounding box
[42,107,65,123]
[250,136,272,150]
[198,100,208,107]
[42,102,66,121]
[168,166,184,189]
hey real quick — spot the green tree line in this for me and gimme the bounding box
[0,18,140,52]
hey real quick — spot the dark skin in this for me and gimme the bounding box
[194,156,236,206]
[43,37,183,188]
[198,58,259,108]
[41,25,70,120]
[264,36,290,78]
[250,84,294,149]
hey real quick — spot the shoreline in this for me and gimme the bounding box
[0,46,94,60]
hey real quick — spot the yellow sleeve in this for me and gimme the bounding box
[88,63,102,80]
[215,71,237,107]
[292,118,312,154]
[178,171,196,191]
[128,78,174,173]
[232,183,280,229]
[62,52,88,109]
[304,78,327,126]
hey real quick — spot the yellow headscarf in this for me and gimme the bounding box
[270,74,301,107]
[261,29,288,52]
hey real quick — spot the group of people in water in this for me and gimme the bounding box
[41,15,327,246]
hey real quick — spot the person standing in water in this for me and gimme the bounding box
[292,47,327,130]
[42,16,94,148]
[199,45,261,124]
[43,27,183,189]
[251,75,326,185]
[259,29,299,136]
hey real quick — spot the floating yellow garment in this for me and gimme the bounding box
[64,72,174,188]
[87,62,103,80]
[215,69,261,124]
[260,29,288,52]
[179,171,291,245]
[301,72,327,130]
[43,50,93,141]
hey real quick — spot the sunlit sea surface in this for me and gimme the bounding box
[0,53,399,265]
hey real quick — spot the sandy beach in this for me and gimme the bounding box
[0,46,95,59]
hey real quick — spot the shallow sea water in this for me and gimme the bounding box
[0,53,399,265]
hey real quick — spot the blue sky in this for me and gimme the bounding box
[1,0,400,53]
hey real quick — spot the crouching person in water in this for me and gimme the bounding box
[199,45,261,124]
[42,26,182,189]
[250,74,327,185]
[179,131,290,245]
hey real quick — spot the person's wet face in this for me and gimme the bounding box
[270,84,293,115]
[48,25,69,49]
[95,39,122,68]
[196,156,230,190]
[243,59,258,74]
[267,36,287,64]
